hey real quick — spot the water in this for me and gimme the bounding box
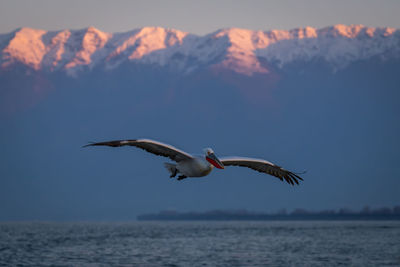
[0,221,399,266]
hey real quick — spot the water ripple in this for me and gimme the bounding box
[0,221,399,266]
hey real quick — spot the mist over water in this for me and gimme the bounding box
[1,221,399,266]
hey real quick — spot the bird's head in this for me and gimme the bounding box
[204,148,224,169]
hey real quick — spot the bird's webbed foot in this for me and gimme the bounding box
[177,175,187,181]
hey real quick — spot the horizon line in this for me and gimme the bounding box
[2,23,398,36]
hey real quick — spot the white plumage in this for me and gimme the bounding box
[84,138,303,185]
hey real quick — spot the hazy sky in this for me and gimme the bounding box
[1,0,399,35]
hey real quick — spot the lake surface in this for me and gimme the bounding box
[1,221,399,266]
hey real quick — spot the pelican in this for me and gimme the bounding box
[83,138,303,185]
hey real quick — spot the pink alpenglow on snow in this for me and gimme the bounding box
[1,25,399,76]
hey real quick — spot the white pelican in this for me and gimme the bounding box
[83,138,303,185]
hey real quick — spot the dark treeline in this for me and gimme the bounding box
[137,206,400,221]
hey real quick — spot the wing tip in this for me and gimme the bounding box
[283,171,304,186]
[82,142,96,148]
[82,139,139,148]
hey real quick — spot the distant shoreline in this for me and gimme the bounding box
[137,214,400,221]
[137,208,400,221]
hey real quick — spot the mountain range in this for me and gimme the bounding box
[0,25,399,221]
[1,24,399,76]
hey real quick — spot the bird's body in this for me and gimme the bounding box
[174,157,213,177]
[176,157,213,177]
[84,138,304,185]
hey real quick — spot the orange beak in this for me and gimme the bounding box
[206,153,224,169]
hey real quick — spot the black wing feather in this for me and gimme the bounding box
[83,139,193,162]
[221,157,304,186]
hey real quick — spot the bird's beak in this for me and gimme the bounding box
[206,153,225,169]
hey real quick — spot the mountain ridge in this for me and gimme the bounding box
[1,25,399,76]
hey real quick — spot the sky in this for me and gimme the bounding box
[1,0,399,221]
[0,0,399,35]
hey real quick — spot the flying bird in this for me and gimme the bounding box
[83,138,303,185]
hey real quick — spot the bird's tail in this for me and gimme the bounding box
[164,163,178,178]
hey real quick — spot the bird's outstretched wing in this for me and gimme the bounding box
[220,157,304,185]
[83,139,193,162]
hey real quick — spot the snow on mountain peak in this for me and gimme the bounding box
[210,28,269,74]
[1,25,399,76]
[256,25,400,69]
[64,27,112,71]
[2,27,47,70]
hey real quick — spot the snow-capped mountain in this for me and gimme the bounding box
[1,25,399,76]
